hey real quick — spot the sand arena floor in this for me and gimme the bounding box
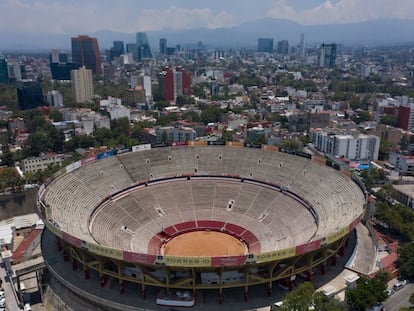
[162,231,247,256]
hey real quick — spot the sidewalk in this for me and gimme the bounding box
[0,265,22,311]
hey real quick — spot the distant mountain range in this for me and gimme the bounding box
[1,18,414,51]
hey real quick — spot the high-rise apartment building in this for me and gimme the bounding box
[16,80,43,110]
[136,32,152,60]
[319,43,337,68]
[71,35,102,75]
[158,67,191,102]
[277,40,290,55]
[159,38,167,55]
[258,38,274,53]
[46,90,64,107]
[71,66,94,103]
[8,63,22,81]
[0,52,8,84]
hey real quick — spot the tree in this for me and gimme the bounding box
[409,293,414,305]
[49,109,64,122]
[378,139,390,161]
[281,139,300,151]
[1,145,14,167]
[280,282,315,311]
[0,167,24,192]
[380,115,398,127]
[200,105,223,124]
[281,282,347,311]
[346,277,387,311]
[398,242,414,279]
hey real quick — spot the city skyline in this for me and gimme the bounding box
[1,0,414,35]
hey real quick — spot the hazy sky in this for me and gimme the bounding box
[2,0,414,34]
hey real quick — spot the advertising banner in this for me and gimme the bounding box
[62,232,82,248]
[295,240,322,255]
[211,255,248,267]
[226,141,244,147]
[155,255,211,267]
[66,160,81,173]
[81,156,97,166]
[83,241,123,260]
[188,141,207,146]
[132,144,151,152]
[254,247,296,263]
[123,251,156,264]
[326,227,349,244]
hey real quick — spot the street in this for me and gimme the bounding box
[384,283,414,311]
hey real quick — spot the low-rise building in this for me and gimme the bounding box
[394,184,414,209]
[21,153,66,173]
[155,126,196,144]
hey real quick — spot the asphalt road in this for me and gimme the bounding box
[384,283,414,311]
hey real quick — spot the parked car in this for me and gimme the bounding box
[393,280,408,291]
[386,288,395,296]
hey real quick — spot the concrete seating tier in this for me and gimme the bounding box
[43,146,365,256]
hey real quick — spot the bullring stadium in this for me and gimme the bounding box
[38,142,366,309]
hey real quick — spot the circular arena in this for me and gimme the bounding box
[38,143,366,308]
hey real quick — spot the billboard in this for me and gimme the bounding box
[82,241,123,260]
[188,141,207,146]
[96,150,117,160]
[326,227,349,244]
[295,240,322,256]
[226,141,244,147]
[155,255,211,267]
[254,247,296,263]
[132,144,151,152]
[81,156,97,166]
[66,160,81,173]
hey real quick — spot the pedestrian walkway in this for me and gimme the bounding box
[0,263,22,311]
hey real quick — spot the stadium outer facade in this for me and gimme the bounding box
[38,142,366,305]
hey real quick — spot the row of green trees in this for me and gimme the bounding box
[278,273,388,311]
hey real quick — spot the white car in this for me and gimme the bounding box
[0,298,5,310]
[24,303,32,311]
[393,280,408,291]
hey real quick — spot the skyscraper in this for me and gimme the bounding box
[136,32,152,60]
[110,41,124,60]
[319,43,337,68]
[159,38,167,55]
[16,80,44,110]
[50,49,78,80]
[258,38,274,53]
[71,35,102,75]
[71,66,94,103]
[277,40,290,55]
[126,43,138,62]
[298,33,305,59]
[50,49,68,63]
[0,52,8,84]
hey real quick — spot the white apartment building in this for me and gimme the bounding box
[312,130,380,161]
